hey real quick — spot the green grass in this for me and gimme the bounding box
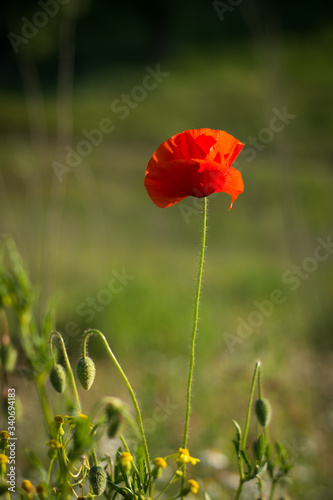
[0,29,333,498]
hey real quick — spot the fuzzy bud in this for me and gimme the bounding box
[49,364,66,393]
[76,357,96,390]
[105,398,123,438]
[255,398,271,427]
[88,465,107,496]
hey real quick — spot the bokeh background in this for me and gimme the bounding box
[1,0,333,498]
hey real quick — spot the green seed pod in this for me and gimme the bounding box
[49,364,66,393]
[89,465,107,496]
[76,357,96,390]
[255,398,271,427]
[105,398,123,438]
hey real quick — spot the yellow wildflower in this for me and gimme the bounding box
[153,457,167,469]
[21,480,36,494]
[118,451,133,469]
[45,440,62,449]
[0,454,8,464]
[188,479,199,494]
[170,448,200,466]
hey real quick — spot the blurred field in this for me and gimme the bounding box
[0,24,333,499]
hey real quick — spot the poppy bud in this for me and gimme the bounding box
[76,356,96,390]
[49,364,66,393]
[88,465,107,496]
[255,398,271,427]
[71,415,93,457]
[105,398,123,438]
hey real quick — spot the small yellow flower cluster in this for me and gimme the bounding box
[118,451,133,472]
[45,440,62,450]
[153,457,167,469]
[171,447,200,466]
[152,448,200,494]
[21,480,36,494]
[188,479,199,494]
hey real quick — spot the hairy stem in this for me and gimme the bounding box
[82,329,151,479]
[183,196,208,449]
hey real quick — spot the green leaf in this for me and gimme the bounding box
[232,439,240,455]
[275,441,287,467]
[265,442,273,461]
[256,462,267,476]
[232,419,242,448]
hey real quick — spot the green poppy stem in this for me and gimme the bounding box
[82,329,151,479]
[183,196,208,449]
[48,330,82,414]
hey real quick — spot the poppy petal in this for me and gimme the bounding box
[145,129,244,209]
[144,160,244,209]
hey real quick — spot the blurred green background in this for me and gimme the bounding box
[1,0,333,498]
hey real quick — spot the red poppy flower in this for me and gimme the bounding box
[144,128,244,209]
